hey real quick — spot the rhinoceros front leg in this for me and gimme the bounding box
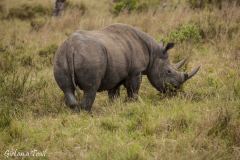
[124,73,142,100]
[108,86,120,101]
[80,89,97,112]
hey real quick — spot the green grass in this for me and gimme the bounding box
[0,0,240,159]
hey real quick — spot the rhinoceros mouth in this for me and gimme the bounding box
[158,82,181,93]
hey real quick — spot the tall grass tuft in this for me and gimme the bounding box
[7,4,51,20]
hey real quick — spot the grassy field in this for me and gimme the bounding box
[0,0,240,159]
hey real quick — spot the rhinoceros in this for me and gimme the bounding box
[53,23,200,111]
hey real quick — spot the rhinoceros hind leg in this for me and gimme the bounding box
[54,68,79,111]
[124,73,142,100]
[64,92,79,112]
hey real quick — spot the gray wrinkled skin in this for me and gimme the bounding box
[53,23,200,111]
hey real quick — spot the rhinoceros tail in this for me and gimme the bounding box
[66,43,77,89]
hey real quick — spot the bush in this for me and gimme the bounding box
[30,17,47,31]
[164,24,202,43]
[7,4,50,20]
[65,1,87,15]
[111,0,160,15]
[188,0,240,9]
[112,0,138,15]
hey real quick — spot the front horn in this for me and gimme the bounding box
[175,58,187,69]
[184,65,201,82]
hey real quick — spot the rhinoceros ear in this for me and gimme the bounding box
[165,42,174,51]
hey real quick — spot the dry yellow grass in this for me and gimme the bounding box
[0,0,240,159]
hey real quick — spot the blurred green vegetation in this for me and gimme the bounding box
[7,4,51,20]
[164,24,202,43]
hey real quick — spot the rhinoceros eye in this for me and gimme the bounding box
[167,70,171,74]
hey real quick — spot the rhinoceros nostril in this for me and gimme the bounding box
[184,73,188,78]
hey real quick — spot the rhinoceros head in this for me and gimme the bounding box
[147,42,200,93]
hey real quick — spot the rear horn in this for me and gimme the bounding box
[175,58,187,69]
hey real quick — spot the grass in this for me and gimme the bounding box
[0,0,240,159]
